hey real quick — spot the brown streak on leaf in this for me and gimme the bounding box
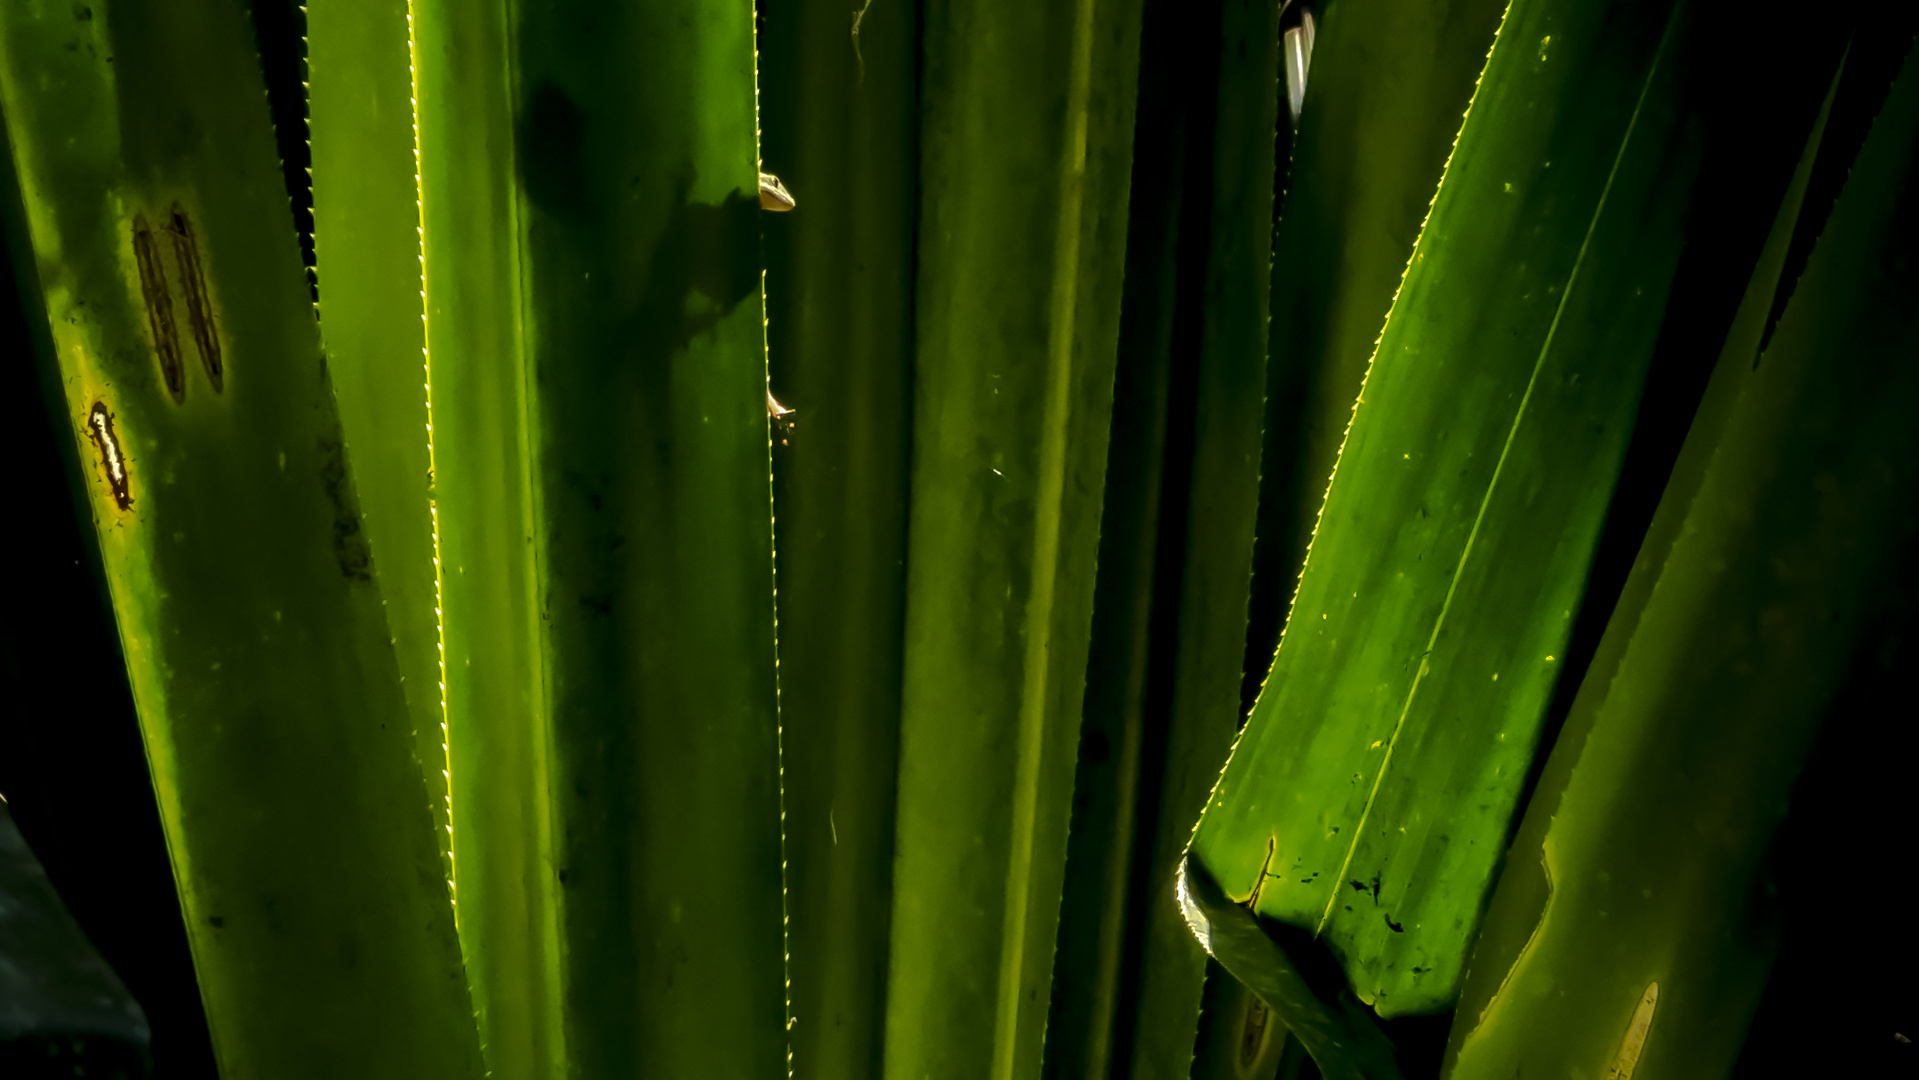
[132,214,184,401]
[169,205,222,391]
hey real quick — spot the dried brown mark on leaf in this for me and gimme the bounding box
[132,214,184,402]
[168,206,222,391]
[86,401,133,510]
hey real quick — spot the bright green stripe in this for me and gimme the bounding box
[308,0,450,872]
[410,2,560,1073]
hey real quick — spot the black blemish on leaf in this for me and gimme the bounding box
[1350,880,1369,892]
[86,402,132,510]
[1384,914,1404,933]
[1370,874,1382,902]
[317,433,372,581]
[207,915,225,928]
[168,205,222,391]
[132,214,184,401]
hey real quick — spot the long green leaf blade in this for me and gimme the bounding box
[0,2,481,1075]
[1189,0,1703,1021]
[881,0,1143,1074]
[414,0,787,1074]
[307,0,448,866]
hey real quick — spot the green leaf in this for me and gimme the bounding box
[879,0,1144,1075]
[1244,0,1508,704]
[1190,0,1705,1022]
[758,1,919,1077]
[1181,855,1405,1080]
[1444,43,1919,1080]
[307,0,449,870]
[0,2,481,1075]
[412,0,786,1074]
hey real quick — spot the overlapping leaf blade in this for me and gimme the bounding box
[1188,0,1703,1027]
[1445,44,1919,1080]
[0,2,481,1075]
[307,0,448,867]
[413,0,786,1074]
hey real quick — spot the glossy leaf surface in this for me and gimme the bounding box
[1190,0,1701,1019]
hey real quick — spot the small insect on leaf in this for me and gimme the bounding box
[758,171,797,212]
[86,401,133,510]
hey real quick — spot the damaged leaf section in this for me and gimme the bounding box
[86,401,133,510]
[132,214,185,402]
[169,205,223,391]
